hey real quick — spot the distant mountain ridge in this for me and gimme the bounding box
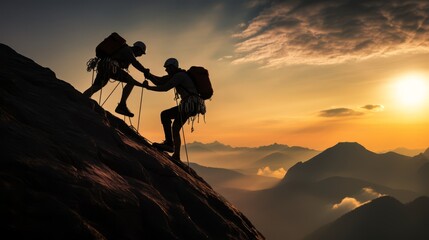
[187,141,235,152]
[390,147,426,157]
[283,142,428,191]
[187,141,315,153]
[186,141,319,174]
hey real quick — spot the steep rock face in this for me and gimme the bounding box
[0,43,264,240]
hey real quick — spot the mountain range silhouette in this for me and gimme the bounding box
[220,142,428,240]
[304,196,429,240]
[283,142,428,192]
[0,43,264,239]
[186,141,318,175]
[187,141,315,153]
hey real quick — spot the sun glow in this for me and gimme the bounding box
[394,73,429,108]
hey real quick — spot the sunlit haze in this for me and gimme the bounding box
[1,0,428,152]
[393,73,428,108]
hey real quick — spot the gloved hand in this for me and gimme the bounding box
[142,80,149,88]
[143,68,150,78]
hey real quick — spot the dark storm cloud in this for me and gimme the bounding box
[233,0,429,66]
[319,108,364,117]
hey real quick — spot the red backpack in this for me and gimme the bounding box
[187,66,213,100]
[95,32,126,58]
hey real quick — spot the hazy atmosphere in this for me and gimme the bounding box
[2,0,428,152]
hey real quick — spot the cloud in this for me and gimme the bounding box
[245,0,270,8]
[332,197,362,211]
[332,188,385,212]
[217,55,233,61]
[361,104,385,112]
[360,187,384,201]
[318,105,385,118]
[233,0,429,67]
[257,166,286,178]
[319,108,364,117]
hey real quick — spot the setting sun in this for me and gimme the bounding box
[394,73,429,108]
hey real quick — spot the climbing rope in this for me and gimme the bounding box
[98,83,103,105]
[137,84,144,132]
[101,81,121,107]
[87,61,192,172]
[89,76,145,137]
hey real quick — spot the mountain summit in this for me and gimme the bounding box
[283,142,376,183]
[282,142,426,191]
[0,43,264,239]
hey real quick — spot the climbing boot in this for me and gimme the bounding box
[153,141,174,153]
[115,103,134,117]
[171,154,181,162]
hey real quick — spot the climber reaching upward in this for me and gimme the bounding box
[142,58,206,161]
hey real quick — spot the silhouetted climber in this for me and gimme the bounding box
[142,58,206,161]
[84,34,150,117]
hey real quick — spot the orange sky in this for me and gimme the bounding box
[2,0,429,152]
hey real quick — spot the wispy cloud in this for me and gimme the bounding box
[319,108,364,118]
[217,55,233,61]
[245,0,270,8]
[361,104,385,112]
[361,187,384,200]
[233,0,429,67]
[257,166,286,178]
[319,104,385,117]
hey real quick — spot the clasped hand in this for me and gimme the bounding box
[142,80,149,88]
[143,68,150,78]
